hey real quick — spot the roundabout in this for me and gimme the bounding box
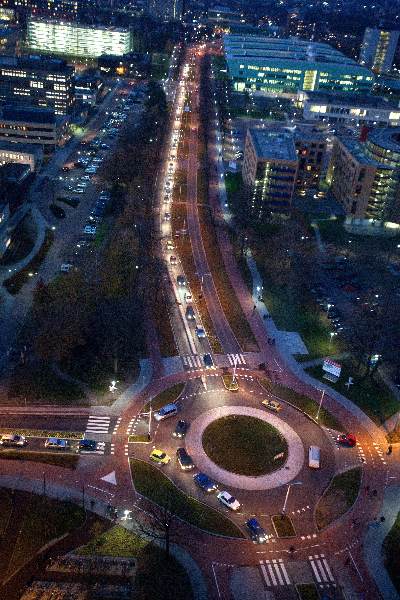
[185,404,305,490]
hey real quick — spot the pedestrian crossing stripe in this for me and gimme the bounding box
[309,554,335,585]
[182,354,202,369]
[85,416,111,434]
[259,559,290,587]
[227,353,246,366]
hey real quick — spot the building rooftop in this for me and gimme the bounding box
[28,17,130,33]
[302,90,398,109]
[0,161,31,182]
[338,136,390,168]
[368,127,400,153]
[0,140,43,157]
[2,105,56,124]
[249,128,297,161]
[0,54,72,72]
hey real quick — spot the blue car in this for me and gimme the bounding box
[246,518,268,543]
[78,439,97,452]
[193,473,218,493]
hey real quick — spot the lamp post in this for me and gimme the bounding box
[282,481,302,514]
[329,331,337,348]
[316,389,325,421]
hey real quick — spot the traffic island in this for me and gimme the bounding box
[202,415,288,476]
[315,467,362,530]
[271,514,296,538]
[0,450,79,469]
[221,374,239,392]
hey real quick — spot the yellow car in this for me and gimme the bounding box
[261,399,282,413]
[150,449,171,465]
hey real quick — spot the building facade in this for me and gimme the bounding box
[224,35,374,96]
[147,0,182,21]
[299,90,400,128]
[330,129,400,223]
[0,105,66,150]
[27,18,133,58]
[0,55,74,114]
[359,28,399,74]
[293,127,327,193]
[242,128,298,218]
[0,140,42,170]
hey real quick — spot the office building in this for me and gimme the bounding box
[0,141,42,170]
[224,35,374,96]
[359,28,399,74]
[299,90,400,128]
[74,74,103,106]
[0,55,74,115]
[0,105,67,150]
[293,126,327,192]
[27,18,133,59]
[242,128,298,217]
[329,128,400,223]
[207,5,244,25]
[147,0,183,21]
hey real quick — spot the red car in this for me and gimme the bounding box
[337,433,357,447]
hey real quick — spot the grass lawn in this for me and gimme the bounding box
[202,415,287,476]
[0,428,83,439]
[198,206,258,351]
[315,467,362,530]
[0,490,12,535]
[295,583,320,600]
[271,514,296,538]
[8,492,85,575]
[259,379,343,431]
[221,374,239,391]
[306,363,399,425]
[383,511,400,595]
[0,450,79,469]
[130,459,243,538]
[144,383,184,412]
[7,363,87,406]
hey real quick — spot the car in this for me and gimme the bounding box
[60,263,73,273]
[185,293,192,303]
[0,434,27,447]
[203,353,214,368]
[45,438,70,450]
[78,439,97,452]
[176,274,185,286]
[246,518,268,543]
[261,399,282,413]
[164,213,171,222]
[195,327,206,339]
[185,306,195,321]
[193,472,218,492]
[169,255,177,265]
[167,240,175,250]
[337,433,357,447]
[217,491,241,511]
[176,447,194,470]
[150,449,171,465]
[84,225,97,235]
[173,419,188,438]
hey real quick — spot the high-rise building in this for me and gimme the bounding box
[147,0,183,21]
[242,128,298,217]
[224,35,374,96]
[359,28,399,74]
[0,55,74,114]
[329,128,400,223]
[27,18,133,58]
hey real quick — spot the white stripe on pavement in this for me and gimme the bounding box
[272,560,284,585]
[259,561,270,587]
[266,561,278,586]
[309,556,322,583]
[321,555,335,582]
[278,559,291,585]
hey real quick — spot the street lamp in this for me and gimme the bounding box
[282,481,302,514]
[329,331,337,347]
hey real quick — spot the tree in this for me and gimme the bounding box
[136,495,180,558]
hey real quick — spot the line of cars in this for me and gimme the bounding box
[0,434,103,453]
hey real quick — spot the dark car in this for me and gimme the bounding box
[78,439,97,452]
[176,447,194,470]
[50,204,66,219]
[246,518,268,543]
[173,419,188,438]
[193,472,218,492]
[203,353,214,368]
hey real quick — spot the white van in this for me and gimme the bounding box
[308,446,321,469]
[154,403,179,421]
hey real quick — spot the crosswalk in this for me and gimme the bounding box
[182,354,203,369]
[309,554,335,587]
[227,353,246,366]
[85,416,111,435]
[259,559,291,588]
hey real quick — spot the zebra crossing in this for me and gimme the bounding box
[85,416,111,435]
[182,354,203,369]
[259,559,291,588]
[227,353,246,366]
[309,554,335,587]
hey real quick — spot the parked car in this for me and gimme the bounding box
[0,434,27,447]
[217,491,241,511]
[45,438,70,450]
[176,448,194,470]
[78,439,97,452]
[172,419,188,438]
[50,204,66,219]
[193,473,218,493]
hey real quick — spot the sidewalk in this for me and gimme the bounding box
[364,485,400,600]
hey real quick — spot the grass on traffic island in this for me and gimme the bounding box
[295,583,320,600]
[221,374,239,391]
[143,382,185,413]
[202,415,288,476]
[0,428,83,440]
[271,514,296,538]
[78,525,193,600]
[383,510,400,595]
[259,378,343,431]
[0,450,79,469]
[306,363,399,426]
[315,467,362,530]
[130,459,243,538]
[128,434,152,443]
